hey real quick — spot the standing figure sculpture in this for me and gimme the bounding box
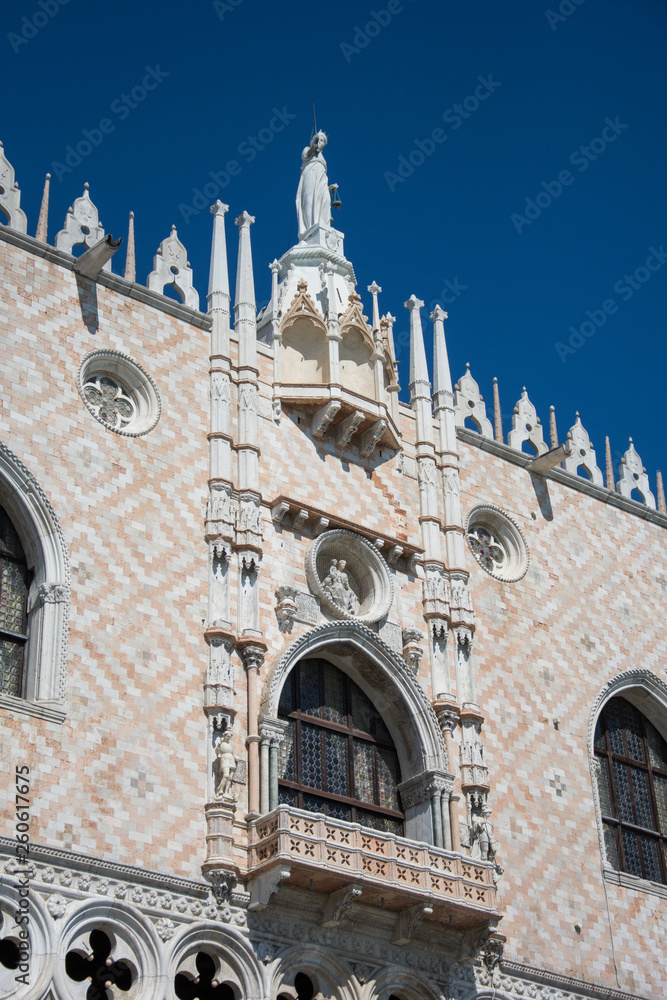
[470,804,498,862]
[213,732,237,800]
[296,131,332,237]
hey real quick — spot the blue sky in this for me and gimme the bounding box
[3,0,666,489]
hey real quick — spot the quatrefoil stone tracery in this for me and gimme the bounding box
[467,526,505,574]
[83,376,136,431]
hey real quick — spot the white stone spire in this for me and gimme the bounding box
[234,211,257,371]
[406,295,429,395]
[431,305,452,406]
[368,281,382,333]
[35,173,50,243]
[208,201,231,358]
[124,211,136,282]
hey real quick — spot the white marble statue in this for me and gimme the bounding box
[214,732,237,799]
[296,131,332,237]
[322,558,358,615]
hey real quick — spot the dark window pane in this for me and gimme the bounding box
[356,808,402,835]
[629,765,654,830]
[302,793,326,814]
[377,746,400,811]
[0,507,25,560]
[278,787,296,807]
[646,720,667,770]
[603,822,619,869]
[300,724,323,790]
[596,758,613,815]
[654,775,667,835]
[623,703,646,762]
[594,717,605,750]
[299,665,321,718]
[322,662,346,724]
[612,760,635,825]
[325,729,348,797]
[0,558,29,633]
[639,835,662,883]
[621,828,643,878]
[605,700,627,756]
[326,801,351,822]
[353,739,375,804]
[0,639,23,697]
[278,676,294,715]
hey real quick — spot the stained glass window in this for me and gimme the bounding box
[595,696,667,884]
[278,657,403,834]
[0,506,30,697]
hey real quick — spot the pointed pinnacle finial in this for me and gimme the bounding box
[368,281,382,333]
[549,405,558,449]
[493,378,503,443]
[35,172,51,243]
[124,211,136,282]
[657,470,666,514]
[432,303,452,400]
[405,294,428,394]
[605,436,614,489]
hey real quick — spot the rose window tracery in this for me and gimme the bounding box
[467,526,505,575]
[83,376,136,432]
[77,350,161,437]
[465,505,529,583]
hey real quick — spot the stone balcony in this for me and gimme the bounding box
[245,806,498,930]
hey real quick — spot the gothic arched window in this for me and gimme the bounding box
[594,696,667,884]
[0,506,30,697]
[278,657,403,834]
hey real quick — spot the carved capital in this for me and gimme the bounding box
[37,583,70,605]
[238,642,266,672]
[259,716,289,748]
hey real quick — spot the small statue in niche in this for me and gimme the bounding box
[322,558,358,615]
[213,732,237,800]
[470,804,498,862]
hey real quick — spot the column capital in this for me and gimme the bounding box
[238,638,267,671]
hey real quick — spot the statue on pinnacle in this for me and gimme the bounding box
[296,131,332,238]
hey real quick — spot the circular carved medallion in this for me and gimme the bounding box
[306,529,393,623]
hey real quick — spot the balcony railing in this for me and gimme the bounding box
[246,806,498,927]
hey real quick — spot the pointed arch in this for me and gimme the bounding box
[0,440,69,721]
[588,669,667,887]
[264,621,448,779]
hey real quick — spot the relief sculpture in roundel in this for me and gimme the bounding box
[305,529,393,624]
[321,558,359,615]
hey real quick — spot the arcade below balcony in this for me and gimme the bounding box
[244,805,498,930]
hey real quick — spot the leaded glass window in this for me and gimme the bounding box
[0,506,30,697]
[278,658,403,834]
[594,696,667,884]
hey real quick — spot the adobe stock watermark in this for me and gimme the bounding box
[384,76,501,192]
[50,66,169,181]
[511,116,628,234]
[8,0,71,54]
[340,0,413,63]
[555,245,667,362]
[213,0,243,20]
[545,0,586,31]
[178,107,296,224]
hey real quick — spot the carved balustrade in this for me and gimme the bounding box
[245,805,498,928]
